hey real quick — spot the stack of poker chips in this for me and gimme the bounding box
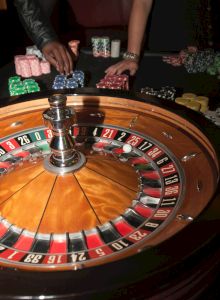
[162,46,198,67]
[8,76,40,96]
[14,54,51,78]
[174,93,209,113]
[91,36,110,58]
[206,53,220,77]
[96,74,129,90]
[141,86,177,101]
[204,108,220,127]
[52,71,85,90]
[184,49,215,73]
[162,47,220,75]
[68,40,80,58]
[23,79,40,93]
[111,39,121,58]
[26,45,44,59]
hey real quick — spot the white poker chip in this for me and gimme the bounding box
[204,109,220,127]
[26,45,44,59]
[122,144,132,153]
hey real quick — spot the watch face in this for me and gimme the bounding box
[123,52,140,61]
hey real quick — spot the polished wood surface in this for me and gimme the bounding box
[0,158,138,233]
[0,93,219,270]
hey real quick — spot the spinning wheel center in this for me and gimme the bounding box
[43,94,86,174]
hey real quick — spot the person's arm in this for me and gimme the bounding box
[105,0,153,76]
[13,0,73,74]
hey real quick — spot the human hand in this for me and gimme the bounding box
[105,60,139,76]
[42,41,73,75]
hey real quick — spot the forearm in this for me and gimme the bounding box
[13,0,58,50]
[127,0,153,55]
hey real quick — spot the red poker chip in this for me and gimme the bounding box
[97,74,129,90]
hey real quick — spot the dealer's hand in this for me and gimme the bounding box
[105,60,138,76]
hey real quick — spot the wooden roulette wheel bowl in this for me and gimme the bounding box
[0,88,219,299]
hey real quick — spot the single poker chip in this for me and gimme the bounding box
[10,90,27,96]
[10,83,26,93]
[27,83,40,92]
[96,83,107,89]
[68,40,80,57]
[55,75,66,79]
[73,70,84,77]
[14,55,26,75]
[8,76,21,86]
[23,79,36,86]
[199,105,209,113]
[40,60,51,74]
[26,45,44,59]
[195,96,209,106]
[182,93,197,100]
[18,57,32,78]
[194,96,209,113]
[175,97,190,106]
[52,75,67,90]
[27,88,40,92]
[54,77,66,81]
[52,84,65,90]
[66,79,78,89]
[186,100,201,111]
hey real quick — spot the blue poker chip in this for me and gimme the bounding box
[67,78,78,83]
[73,70,84,76]
[55,75,66,80]
[52,71,85,89]
[66,80,79,89]
[72,71,85,81]
[54,77,66,82]
[66,84,78,89]
[52,84,65,90]
[53,79,66,85]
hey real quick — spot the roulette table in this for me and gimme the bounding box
[1,48,220,104]
[0,49,220,300]
[0,87,219,299]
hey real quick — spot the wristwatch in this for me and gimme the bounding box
[123,51,140,62]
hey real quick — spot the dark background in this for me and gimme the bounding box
[1,0,220,68]
[0,0,130,68]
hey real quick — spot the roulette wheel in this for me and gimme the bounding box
[0,89,219,299]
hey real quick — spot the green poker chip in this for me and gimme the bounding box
[8,76,21,86]
[8,76,40,95]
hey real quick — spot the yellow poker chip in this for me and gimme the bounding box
[182,93,197,100]
[194,96,209,113]
[175,97,190,106]
[195,96,209,106]
[186,100,201,111]
[199,105,209,113]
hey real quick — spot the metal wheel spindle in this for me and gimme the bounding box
[43,94,86,174]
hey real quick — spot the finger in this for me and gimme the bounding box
[105,66,116,75]
[116,65,128,75]
[58,46,72,75]
[105,68,117,76]
[44,53,58,71]
[105,62,122,74]
[52,48,65,74]
[64,48,74,74]
[130,68,138,76]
